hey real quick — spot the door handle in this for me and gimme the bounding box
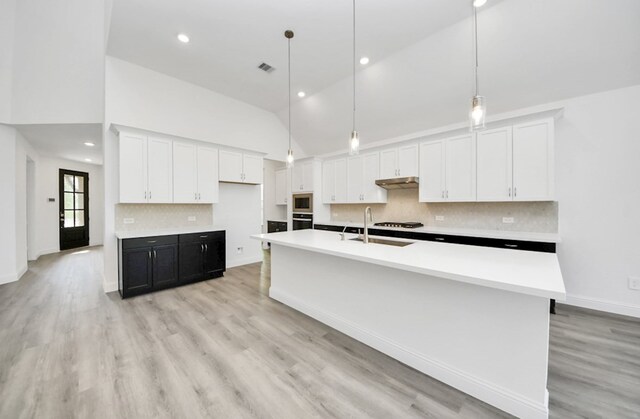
[204,244,208,252]
[201,244,204,253]
[148,250,152,259]
[153,250,157,259]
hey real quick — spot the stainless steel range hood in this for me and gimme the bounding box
[375,176,419,189]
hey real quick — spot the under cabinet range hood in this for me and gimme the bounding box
[375,176,419,189]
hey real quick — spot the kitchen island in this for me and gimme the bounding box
[251,229,565,419]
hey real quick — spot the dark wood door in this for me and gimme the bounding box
[152,244,179,289]
[122,247,153,296]
[178,241,205,284]
[204,232,226,278]
[59,169,89,250]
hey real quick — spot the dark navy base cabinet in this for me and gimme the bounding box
[118,230,225,298]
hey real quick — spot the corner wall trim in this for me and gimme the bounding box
[562,294,640,319]
[270,287,549,419]
[0,264,28,285]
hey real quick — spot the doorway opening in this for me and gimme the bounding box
[59,169,89,250]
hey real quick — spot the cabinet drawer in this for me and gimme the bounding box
[122,235,178,250]
[179,231,224,244]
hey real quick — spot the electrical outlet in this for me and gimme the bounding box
[502,217,515,224]
[629,276,640,291]
[187,216,196,222]
[123,218,135,224]
[435,215,445,221]
[237,247,244,254]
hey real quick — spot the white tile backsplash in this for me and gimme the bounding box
[115,204,213,231]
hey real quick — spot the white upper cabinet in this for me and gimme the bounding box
[512,119,554,201]
[322,158,348,204]
[292,160,314,192]
[476,119,554,202]
[347,152,387,203]
[173,142,219,203]
[219,150,263,184]
[419,135,475,202]
[119,132,172,204]
[380,144,419,179]
[275,168,287,205]
[477,127,513,201]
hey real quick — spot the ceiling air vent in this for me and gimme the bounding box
[258,62,275,73]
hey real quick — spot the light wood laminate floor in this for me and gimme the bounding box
[0,247,639,418]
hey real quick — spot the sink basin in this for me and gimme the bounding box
[349,237,414,247]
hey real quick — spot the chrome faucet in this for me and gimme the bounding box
[363,207,373,244]
[340,225,348,241]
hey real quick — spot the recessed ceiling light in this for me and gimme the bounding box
[473,0,487,7]
[359,57,370,65]
[84,142,95,147]
[177,33,190,43]
[84,158,92,162]
[297,91,306,98]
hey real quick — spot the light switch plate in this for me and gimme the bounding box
[435,216,445,221]
[629,276,640,291]
[123,218,135,224]
[188,216,196,222]
[502,217,515,224]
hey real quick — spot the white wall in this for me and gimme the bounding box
[14,131,38,276]
[9,0,105,124]
[0,0,16,123]
[0,124,18,284]
[35,157,104,256]
[555,85,640,317]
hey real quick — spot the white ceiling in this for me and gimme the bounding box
[107,0,503,113]
[15,124,104,164]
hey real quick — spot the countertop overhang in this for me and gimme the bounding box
[252,229,566,300]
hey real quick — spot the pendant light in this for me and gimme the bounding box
[285,30,295,168]
[470,0,486,131]
[349,0,360,155]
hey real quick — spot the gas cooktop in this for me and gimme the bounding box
[373,222,424,229]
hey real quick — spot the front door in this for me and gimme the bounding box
[59,169,89,250]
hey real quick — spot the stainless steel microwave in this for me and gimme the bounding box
[292,193,313,213]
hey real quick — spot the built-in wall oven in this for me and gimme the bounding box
[292,213,313,230]
[293,193,313,213]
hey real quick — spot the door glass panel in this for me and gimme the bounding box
[75,211,85,227]
[64,193,74,210]
[64,211,75,227]
[75,176,84,192]
[64,175,74,192]
[74,193,84,210]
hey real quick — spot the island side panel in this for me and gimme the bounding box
[269,244,550,419]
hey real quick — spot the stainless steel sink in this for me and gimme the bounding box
[349,237,414,247]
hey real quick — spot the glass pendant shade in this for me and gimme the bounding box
[349,130,360,155]
[286,148,294,168]
[470,95,486,131]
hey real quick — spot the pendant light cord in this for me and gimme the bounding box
[353,0,356,132]
[288,37,292,150]
[473,4,479,97]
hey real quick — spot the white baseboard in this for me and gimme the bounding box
[103,281,118,293]
[562,294,640,319]
[270,287,549,419]
[0,264,29,285]
[226,255,263,269]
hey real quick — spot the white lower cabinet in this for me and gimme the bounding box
[419,134,476,202]
[322,158,347,203]
[275,168,287,205]
[347,153,387,203]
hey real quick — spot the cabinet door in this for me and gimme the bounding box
[334,158,348,203]
[398,144,419,177]
[321,161,335,203]
[197,146,219,203]
[292,163,304,192]
[362,153,386,203]
[347,155,363,203]
[445,134,476,201]
[204,232,225,277]
[512,120,554,201]
[178,241,204,284]
[419,140,445,202]
[219,150,243,183]
[152,244,179,289]
[302,161,314,192]
[477,127,513,201]
[242,154,263,184]
[173,141,198,203]
[380,149,398,179]
[122,247,153,296]
[119,133,148,203]
[147,137,173,203]
[275,169,287,205]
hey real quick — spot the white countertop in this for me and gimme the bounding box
[115,225,224,239]
[314,221,560,243]
[267,219,288,223]
[252,229,566,300]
